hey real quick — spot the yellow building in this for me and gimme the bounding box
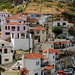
[34,27,46,45]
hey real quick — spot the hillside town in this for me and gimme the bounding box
[0,1,75,75]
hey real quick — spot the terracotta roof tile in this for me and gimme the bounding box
[6,22,26,25]
[44,65,55,70]
[20,68,29,74]
[42,58,48,60]
[24,53,44,59]
[6,15,23,21]
[68,23,73,25]
[43,48,59,53]
[34,27,46,30]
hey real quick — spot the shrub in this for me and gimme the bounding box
[61,35,66,39]
[57,3,63,8]
[45,3,51,7]
[56,8,60,11]
[69,7,75,12]
[0,3,14,10]
[67,2,72,6]
[62,1,65,3]
[21,33,25,36]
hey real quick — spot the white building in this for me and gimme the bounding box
[0,39,13,64]
[11,33,33,50]
[53,20,68,37]
[42,48,61,72]
[68,23,74,28]
[0,12,12,26]
[22,53,55,75]
[40,42,54,50]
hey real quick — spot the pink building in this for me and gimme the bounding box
[1,15,28,40]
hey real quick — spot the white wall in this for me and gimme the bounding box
[53,21,68,27]
[41,43,54,50]
[11,38,32,50]
[24,58,41,75]
[1,53,13,64]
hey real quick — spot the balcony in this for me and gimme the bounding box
[41,61,49,67]
[55,57,61,60]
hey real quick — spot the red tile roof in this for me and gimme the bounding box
[42,58,48,60]
[20,68,29,74]
[6,22,26,25]
[68,23,73,25]
[44,65,55,70]
[41,41,70,44]
[27,17,37,23]
[24,53,44,59]
[72,40,75,42]
[0,13,11,15]
[34,27,46,30]
[43,48,59,53]
[6,15,23,21]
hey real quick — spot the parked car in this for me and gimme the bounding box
[67,65,75,71]
[68,68,74,73]
[64,69,73,75]
[57,71,67,75]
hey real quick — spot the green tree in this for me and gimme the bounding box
[52,26,62,37]
[68,27,75,37]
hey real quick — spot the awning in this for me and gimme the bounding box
[44,65,55,70]
[42,58,48,60]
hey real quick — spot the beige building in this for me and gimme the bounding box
[34,27,46,45]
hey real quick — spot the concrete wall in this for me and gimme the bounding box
[1,53,13,64]
[5,71,20,75]
[24,58,42,75]
[11,33,32,50]
[41,43,54,50]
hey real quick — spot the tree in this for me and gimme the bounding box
[52,26,62,37]
[68,27,75,37]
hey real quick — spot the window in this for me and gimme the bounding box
[18,33,19,38]
[35,73,38,75]
[57,23,60,26]
[5,32,10,35]
[23,26,25,30]
[63,23,66,25]
[17,26,20,31]
[42,30,45,34]
[11,26,15,31]
[5,26,7,30]
[37,31,39,34]
[4,49,7,53]
[8,26,10,30]
[5,59,9,61]
[0,49,2,52]
[12,33,14,38]
[36,61,39,65]
[53,56,54,59]
[2,44,4,46]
